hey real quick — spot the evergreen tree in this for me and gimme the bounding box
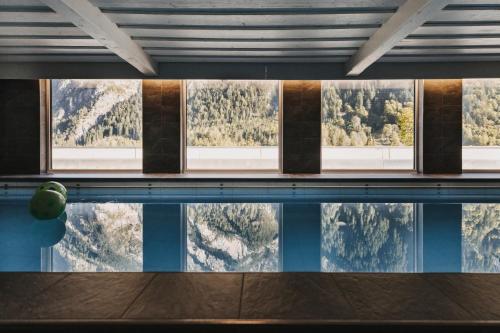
[322,80,414,147]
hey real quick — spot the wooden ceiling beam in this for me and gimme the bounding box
[42,0,157,75]
[346,0,452,76]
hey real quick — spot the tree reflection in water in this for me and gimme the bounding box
[321,203,415,272]
[52,203,143,272]
[187,203,279,272]
[462,204,500,272]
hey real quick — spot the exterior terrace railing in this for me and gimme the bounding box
[51,146,500,171]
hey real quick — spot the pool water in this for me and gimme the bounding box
[1,187,499,273]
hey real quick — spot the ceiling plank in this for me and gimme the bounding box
[146,48,356,57]
[0,46,111,54]
[105,13,392,27]
[415,25,500,36]
[0,12,64,23]
[346,0,451,76]
[41,0,157,75]
[432,9,500,22]
[0,26,87,36]
[0,54,121,62]
[399,37,500,47]
[381,54,500,62]
[91,0,405,9]
[152,55,349,63]
[123,27,378,39]
[0,37,101,47]
[136,40,365,49]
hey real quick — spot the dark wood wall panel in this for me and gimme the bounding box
[0,80,40,175]
[422,79,462,174]
[282,80,321,174]
[143,80,181,173]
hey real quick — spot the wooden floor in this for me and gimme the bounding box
[1,273,500,332]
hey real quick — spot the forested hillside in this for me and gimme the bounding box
[187,203,279,272]
[321,203,415,272]
[322,80,414,147]
[52,79,416,149]
[52,80,142,148]
[463,79,500,146]
[187,80,279,146]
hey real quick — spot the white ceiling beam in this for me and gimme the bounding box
[345,0,452,76]
[41,0,157,75]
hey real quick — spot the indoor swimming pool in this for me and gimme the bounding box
[1,187,499,273]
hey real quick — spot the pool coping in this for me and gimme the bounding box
[2,318,500,326]
[1,172,500,188]
[2,309,500,333]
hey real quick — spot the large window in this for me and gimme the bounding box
[186,80,279,171]
[462,79,500,170]
[51,79,142,170]
[321,80,415,170]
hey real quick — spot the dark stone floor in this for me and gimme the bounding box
[1,273,500,332]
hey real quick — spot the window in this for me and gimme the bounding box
[185,80,279,171]
[51,79,142,170]
[321,80,415,170]
[462,79,500,170]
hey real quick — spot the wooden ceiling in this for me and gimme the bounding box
[1,0,500,76]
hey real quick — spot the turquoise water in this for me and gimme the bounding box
[1,187,499,273]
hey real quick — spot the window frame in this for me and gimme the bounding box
[320,79,418,173]
[182,79,283,173]
[47,79,143,173]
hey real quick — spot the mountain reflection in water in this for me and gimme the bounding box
[0,199,499,273]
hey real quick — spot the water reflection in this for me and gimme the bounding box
[186,203,279,272]
[1,198,500,273]
[31,212,67,248]
[0,202,68,271]
[49,203,143,272]
[462,204,500,273]
[321,203,415,272]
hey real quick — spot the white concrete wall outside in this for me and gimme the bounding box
[52,148,142,170]
[322,146,414,170]
[186,146,279,170]
[51,146,500,171]
[463,146,500,170]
